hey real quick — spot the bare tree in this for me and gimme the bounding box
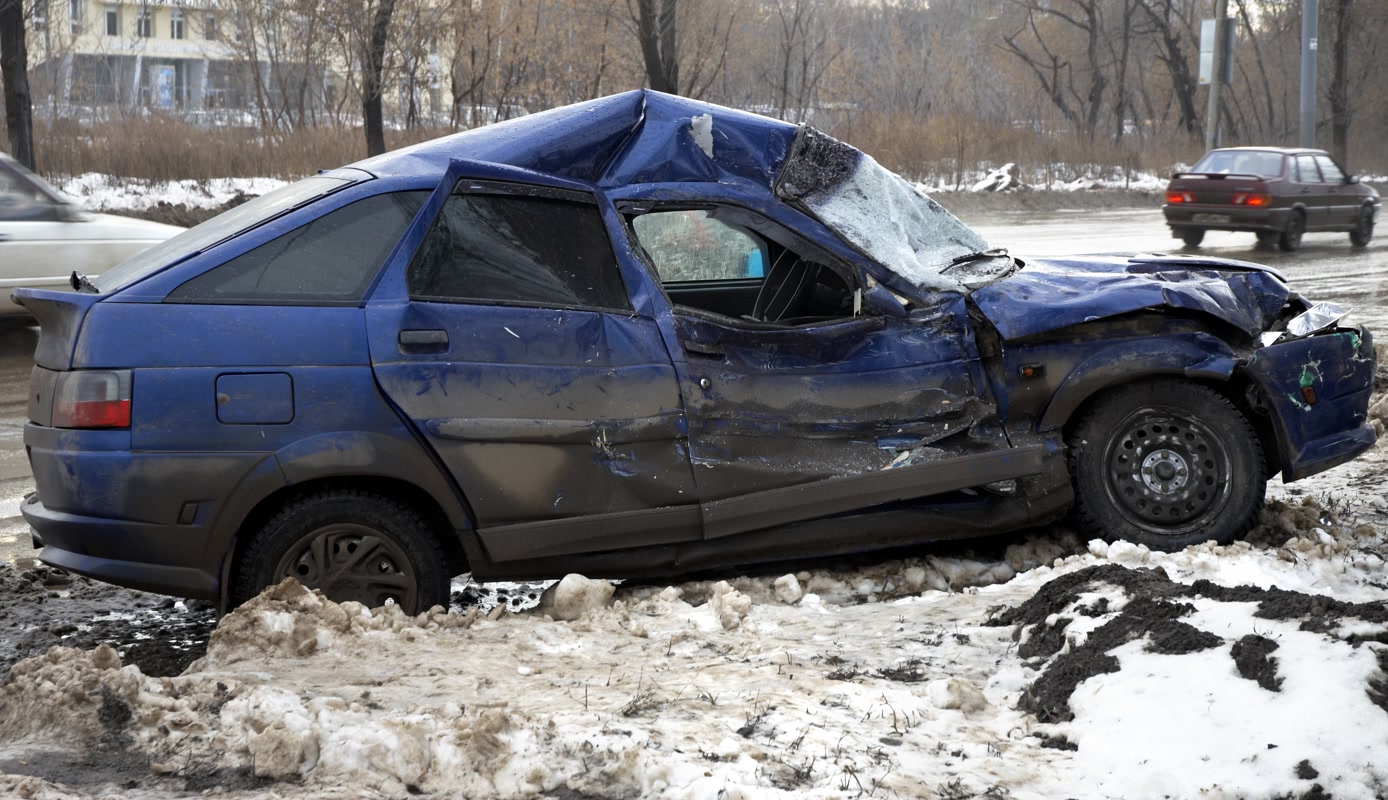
[631,0,677,93]
[1326,0,1353,164]
[1000,0,1108,140]
[362,0,396,154]
[1134,0,1201,141]
[0,0,34,167]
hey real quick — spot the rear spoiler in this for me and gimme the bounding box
[1171,172,1271,181]
[10,288,101,371]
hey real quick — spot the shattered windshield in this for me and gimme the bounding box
[776,127,1012,292]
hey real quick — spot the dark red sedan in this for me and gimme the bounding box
[1163,147,1379,251]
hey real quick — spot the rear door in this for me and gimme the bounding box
[1292,154,1330,229]
[1314,155,1357,227]
[366,170,700,563]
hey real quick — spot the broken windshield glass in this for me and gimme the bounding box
[775,127,1010,293]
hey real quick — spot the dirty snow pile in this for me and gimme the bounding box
[3,445,1388,799]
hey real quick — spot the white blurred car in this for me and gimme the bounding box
[0,152,182,315]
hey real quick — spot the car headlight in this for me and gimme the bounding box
[1260,301,1350,347]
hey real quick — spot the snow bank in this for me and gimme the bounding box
[1,445,1386,798]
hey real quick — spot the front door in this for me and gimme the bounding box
[627,205,1024,541]
[367,172,699,563]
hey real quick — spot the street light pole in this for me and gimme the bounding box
[1204,0,1229,151]
[1300,0,1318,148]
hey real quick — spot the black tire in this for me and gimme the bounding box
[1068,379,1265,552]
[1278,210,1305,252]
[1350,206,1374,247]
[1255,230,1280,246]
[1180,228,1205,247]
[232,490,450,613]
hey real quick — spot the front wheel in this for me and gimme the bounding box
[1180,228,1205,247]
[1068,380,1265,552]
[1350,206,1374,247]
[232,490,451,613]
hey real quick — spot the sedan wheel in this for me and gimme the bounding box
[233,490,450,613]
[1278,211,1305,252]
[1350,206,1374,247]
[1068,380,1265,551]
[1180,229,1205,248]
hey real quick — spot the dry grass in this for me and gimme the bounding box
[23,115,458,181]
[7,108,1386,186]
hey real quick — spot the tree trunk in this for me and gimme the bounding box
[0,0,35,169]
[635,0,678,94]
[1327,0,1353,165]
[362,0,396,157]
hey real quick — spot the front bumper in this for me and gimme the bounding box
[1246,326,1377,482]
[1163,205,1291,234]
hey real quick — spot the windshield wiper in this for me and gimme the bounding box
[942,248,1010,272]
[69,271,99,293]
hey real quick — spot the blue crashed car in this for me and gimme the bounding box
[17,91,1376,613]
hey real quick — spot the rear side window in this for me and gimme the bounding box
[407,190,629,311]
[167,190,427,305]
[1295,155,1322,183]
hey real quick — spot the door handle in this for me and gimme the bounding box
[398,329,449,353]
[683,340,724,357]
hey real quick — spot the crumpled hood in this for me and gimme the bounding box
[969,253,1292,341]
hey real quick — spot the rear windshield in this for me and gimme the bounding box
[94,175,360,292]
[1191,150,1285,179]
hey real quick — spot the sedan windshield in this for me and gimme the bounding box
[776,127,1004,292]
[94,174,361,292]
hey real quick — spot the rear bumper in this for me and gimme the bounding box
[24,494,219,599]
[1163,205,1291,234]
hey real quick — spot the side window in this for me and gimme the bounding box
[407,190,629,311]
[632,210,768,282]
[1314,155,1345,183]
[168,190,427,304]
[1296,155,1321,183]
[630,207,855,324]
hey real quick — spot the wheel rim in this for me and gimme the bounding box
[1102,407,1233,536]
[273,523,419,610]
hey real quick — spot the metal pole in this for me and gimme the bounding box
[1300,0,1318,147]
[1205,0,1228,151]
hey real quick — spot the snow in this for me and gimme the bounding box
[3,441,1388,799]
[49,173,288,212]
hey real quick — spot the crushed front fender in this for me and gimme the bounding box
[1245,326,1376,482]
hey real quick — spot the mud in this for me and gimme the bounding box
[994,563,1388,723]
[0,561,216,680]
[1230,634,1284,692]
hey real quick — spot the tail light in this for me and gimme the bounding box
[52,370,131,429]
[1233,193,1272,206]
[1166,191,1194,204]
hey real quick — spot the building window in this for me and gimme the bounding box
[104,4,117,35]
[136,6,151,37]
[170,9,183,39]
[203,13,216,40]
[70,0,82,33]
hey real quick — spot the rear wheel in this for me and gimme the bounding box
[232,490,450,613]
[1278,210,1305,252]
[1180,228,1205,247]
[1350,206,1374,247]
[1068,379,1265,552]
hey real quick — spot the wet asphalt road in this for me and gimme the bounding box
[0,206,1384,566]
